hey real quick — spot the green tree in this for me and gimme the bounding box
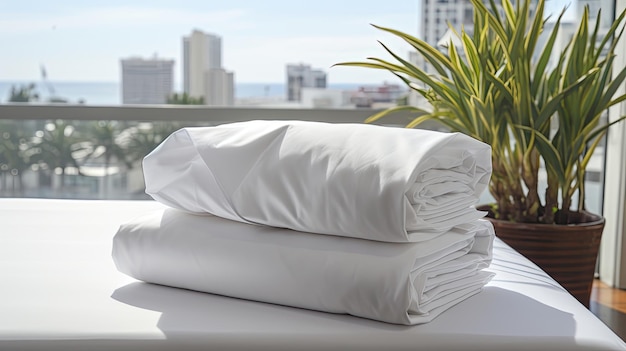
[119,122,180,165]
[86,121,132,195]
[0,121,36,195]
[31,120,89,190]
[8,83,39,102]
[167,92,205,105]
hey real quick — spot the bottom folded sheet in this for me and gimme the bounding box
[112,208,495,325]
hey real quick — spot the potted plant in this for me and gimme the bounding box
[335,0,626,306]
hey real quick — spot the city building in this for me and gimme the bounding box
[120,56,174,105]
[349,83,406,108]
[300,88,353,108]
[204,68,235,106]
[420,0,475,49]
[286,64,327,101]
[182,29,234,106]
[417,0,539,68]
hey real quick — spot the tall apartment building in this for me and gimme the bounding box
[204,69,235,106]
[120,56,174,105]
[420,0,539,47]
[286,64,327,101]
[182,29,234,106]
[416,0,539,72]
[421,0,475,48]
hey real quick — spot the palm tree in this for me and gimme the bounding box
[118,122,181,166]
[31,120,89,191]
[167,92,205,105]
[86,121,131,196]
[8,83,39,102]
[0,120,37,195]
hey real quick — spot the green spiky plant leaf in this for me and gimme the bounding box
[335,0,626,225]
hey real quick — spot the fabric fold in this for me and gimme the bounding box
[112,208,495,325]
[143,120,492,242]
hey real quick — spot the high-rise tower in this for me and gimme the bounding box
[286,64,327,101]
[121,56,174,105]
[420,0,475,48]
[182,30,234,105]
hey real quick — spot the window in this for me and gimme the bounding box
[1,1,418,107]
[1,1,419,199]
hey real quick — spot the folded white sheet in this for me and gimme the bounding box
[112,209,495,325]
[143,120,492,242]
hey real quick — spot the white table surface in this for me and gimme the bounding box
[1,198,624,351]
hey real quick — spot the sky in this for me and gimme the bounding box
[2,0,577,85]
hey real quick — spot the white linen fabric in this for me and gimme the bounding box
[143,120,492,242]
[113,208,495,325]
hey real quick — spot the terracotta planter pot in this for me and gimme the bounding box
[480,208,604,308]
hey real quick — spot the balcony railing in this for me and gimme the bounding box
[0,103,436,200]
[0,104,424,124]
[0,103,606,215]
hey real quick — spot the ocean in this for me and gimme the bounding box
[0,81,365,105]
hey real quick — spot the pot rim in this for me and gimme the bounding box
[476,204,605,228]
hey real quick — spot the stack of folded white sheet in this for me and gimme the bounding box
[113,120,496,325]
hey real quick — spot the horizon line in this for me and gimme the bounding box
[0,79,399,85]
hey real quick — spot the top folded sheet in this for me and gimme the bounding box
[143,120,492,242]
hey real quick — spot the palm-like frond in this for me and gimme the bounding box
[335,0,626,224]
